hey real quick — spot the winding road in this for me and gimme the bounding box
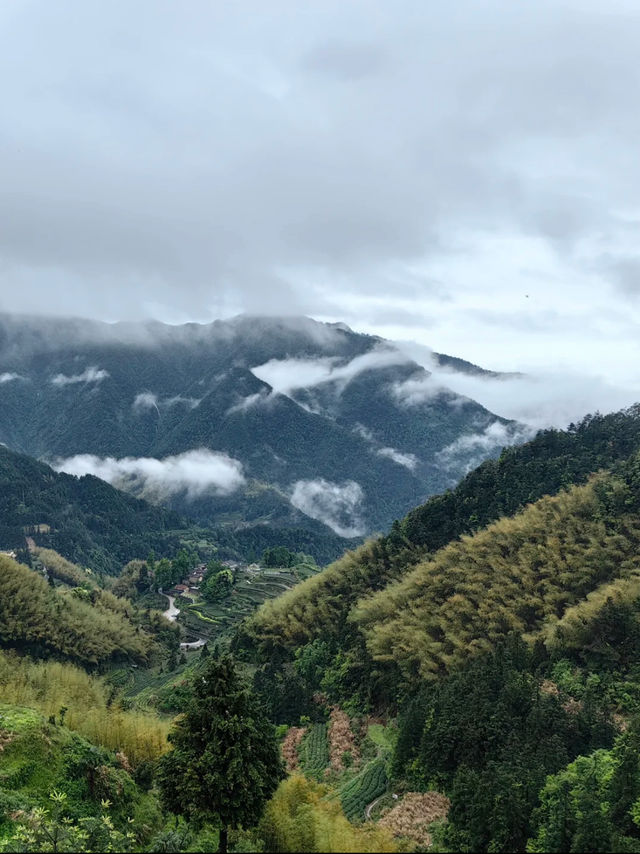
[162,594,207,650]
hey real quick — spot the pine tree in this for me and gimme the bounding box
[156,655,284,853]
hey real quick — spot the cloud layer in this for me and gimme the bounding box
[1,1,639,418]
[54,448,246,499]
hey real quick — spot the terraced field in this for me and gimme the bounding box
[176,568,306,642]
[300,723,330,780]
[339,758,388,822]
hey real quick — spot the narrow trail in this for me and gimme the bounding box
[365,793,387,821]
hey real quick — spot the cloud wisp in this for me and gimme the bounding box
[54,448,246,500]
[436,421,535,476]
[133,392,201,413]
[289,478,365,537]
[51,366,109,386]
[251,347,410,397]
[0,372,22,384]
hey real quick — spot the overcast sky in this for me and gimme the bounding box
[1,0,640,421]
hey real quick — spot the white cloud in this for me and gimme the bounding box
[0,372,22,383]
[51,366,109,386]
[394,339,640,430]
[133,391,159,412]
[289,478,365,537]
[226,390,271,415]
[133,392,201,413]
[436,421,534,475]
[376,446,418,470]
[53,448,245,499]
[164,395,200,409]
[251,346,410,396]
[392,374,446,407]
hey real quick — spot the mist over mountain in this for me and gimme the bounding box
[0,312,526,536]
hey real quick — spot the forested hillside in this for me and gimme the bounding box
[0,554,174,666]
[239,407,640,661]
[0,444,185,573]
[0,444,350,571]
[6,407,640,852]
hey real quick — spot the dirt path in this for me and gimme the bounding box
[365,793,387,821]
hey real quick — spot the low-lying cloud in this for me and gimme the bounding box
[396,341,640,430]
[51,366,109,386]
[251,347,410,397]
[436,421,534,475]
[0,372,22,384]
[226,390,272,415]
[289,478,365,538]
[54,448,245,499]
[377,446,418,470]
[392,374,447,407]
[133,392,201,413]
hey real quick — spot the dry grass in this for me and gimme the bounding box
[328,706,359,771]
[379,791,451,848]
[282,726,306,772]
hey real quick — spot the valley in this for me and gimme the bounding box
[4,380,640,852]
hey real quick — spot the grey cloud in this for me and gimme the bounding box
[2,0,640,321]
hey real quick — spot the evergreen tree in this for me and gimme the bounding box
[156,655,284,853]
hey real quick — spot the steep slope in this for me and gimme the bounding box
[238,407,640,658]
[0,444,185,573]
[0,554,162,665]
[354,471,640,682]
[0,312,521,536]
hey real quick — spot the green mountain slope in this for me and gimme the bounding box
[0,555,165,666]
[238,407,640,659]
[0,444,185,573]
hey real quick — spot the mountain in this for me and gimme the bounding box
[0,312,524,538]
[0,444,351,570]
[238,406,640,670]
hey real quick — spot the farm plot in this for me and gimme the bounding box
[339,758,388,822]
[300,723,330,780]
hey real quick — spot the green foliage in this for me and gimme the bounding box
[0,790,137,853]
[0,555,158,666]
[0,655,170,764]
[392,639,614,853]
[355,474,640,685]
[156,656,284,845]
[201,569,234,603]
[339,759,388,822]
[262,547,297,568]
[258,774,397,853]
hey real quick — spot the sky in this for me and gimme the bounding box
[1,0,640,422]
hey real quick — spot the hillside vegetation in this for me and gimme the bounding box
[0,555,160,666]
[239,408,640,660]
[355,472,640,682]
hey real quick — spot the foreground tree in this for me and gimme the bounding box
[156,655,284,853]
